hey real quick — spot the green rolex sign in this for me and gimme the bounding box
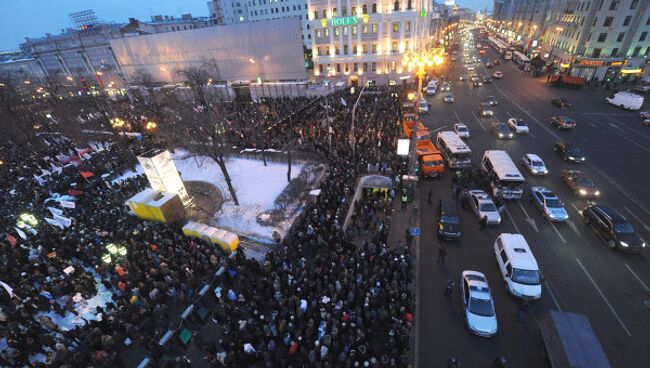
[331,16,359,27]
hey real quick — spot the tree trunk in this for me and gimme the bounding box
[286,145,292,183]
[215,155,239,205]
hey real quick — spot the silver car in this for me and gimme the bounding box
[529,187,569,222]
[467,190,502,225]
[520,154,548,176]
[461,271,498,337]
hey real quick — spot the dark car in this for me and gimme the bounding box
[553,141,585,163]
[551,97,571,109]
[480,102,494,117]
[438,199,462,239]
[582,205,646,251]
[562,169,600,198]
[485,96,498,106]
[550,116,576,130]
[493,123,513,139]
[482,76,493,84]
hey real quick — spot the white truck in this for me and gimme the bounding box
[606,91,644,110]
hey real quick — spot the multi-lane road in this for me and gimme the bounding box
[415,42,650,367]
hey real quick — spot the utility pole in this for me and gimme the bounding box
[350,84,366,159]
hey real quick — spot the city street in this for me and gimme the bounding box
[415,44,650,367]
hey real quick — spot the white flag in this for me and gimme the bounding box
[340,97,347,107]
[0,281,13,297]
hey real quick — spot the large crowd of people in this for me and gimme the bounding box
[0,85,414,367]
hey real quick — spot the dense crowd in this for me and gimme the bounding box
[0,85,414,367]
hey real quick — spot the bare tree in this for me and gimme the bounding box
[0,72,38,146]
[40,72,66,105]
[181,65,210,110]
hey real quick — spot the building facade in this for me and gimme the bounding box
[308,0,434,85]
[0,51,47,82]
[491,0,650,80]
[208,0,312,47]
[110,18,307,83]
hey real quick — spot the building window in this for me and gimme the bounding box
[363,62,368,71]
[597,33,607,42]
[342,6,347,16]
[623,16,631,26]
[353,44,358,54]
[392,22,399,32]
[371,43,377,54]
[603,17,613,27]
[335,27,340,36]
[587,32,592,41]
[640,32,648,42]
[363,25,368,34]
[345,64,349,72]
[616,32,624,42]
[352,6,356,15]
[394,1,399,11]
[372,3,377,13]
[331,7,336,16]
[326,46,330,55]
[593,17,598,26]
[371,62,376,71]
[608,0,619,10]
[335,46,340,55]
[344,45,348,54]
[610,48,618,56]
[354,63,358,72]
[391,41,398,52]
[352,25,357,35]
[362,4,368,14]
[632,46,641,57]
[586,1,590,10]
[324,28,329,37]
[317,46,321,55]
[343,26,348,35]
[372,23,377,33]
[405,21,411,32]
[362,43,368,53]
[322,9,327,18]
[647,15,650,25]
[319,64,324,73]
[405,40,409,50]
[316,29,321,37]
[631,0,639,9]
[391,61,396,71]
[645,47,650,56]
[336,63,341,72]
[592,48,601,57]
[407,0,412,10]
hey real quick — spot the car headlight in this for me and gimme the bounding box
[508,134,513,138]
[568,156,575,160]
[642,242,646,248]
[594,191,600,196]
[619,241,629,247]
[498,133,503,137]
[543,169,548,174]
[581,157,586,161]
[579,189,587,196]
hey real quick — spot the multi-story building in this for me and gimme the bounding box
[308,0,434,86]
[208,0,312,47]
[0,51,47,82]
[491,0,650,81]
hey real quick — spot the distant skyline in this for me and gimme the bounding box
[0,0,492,51]
[0,0,208,51]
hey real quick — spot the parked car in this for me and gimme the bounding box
[562,169,600,198]
[550,116,576,130]
[492,71,503,79]
[453,123,470,138]
[551,97,571,109]
[634,85,650,93]
[520,154,548,175]
[460,271,498,337]
[582,205,646,251]
[507,118,529,134]
[553,141,585,163]
[528,187,569,222]
[493,123,513,139]
[437,199,462,239]
[467,189,501,225]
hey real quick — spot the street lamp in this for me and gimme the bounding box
[548,27,564,66]
[402,47,444,175]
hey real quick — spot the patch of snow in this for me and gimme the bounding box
[111,166,144,185]
[29,353,47,364]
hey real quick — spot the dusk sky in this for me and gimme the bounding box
[0,0,492,51]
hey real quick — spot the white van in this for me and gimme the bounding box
[494,233,542,300]
[418,97,429,113]
[606,92,644,110]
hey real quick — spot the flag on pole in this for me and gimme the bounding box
[340,97,347,107]
[6,233,17,247]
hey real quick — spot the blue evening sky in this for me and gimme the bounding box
[0,0,492,51]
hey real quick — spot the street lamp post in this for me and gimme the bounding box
[548,27,563,67]
[350,85,367,158]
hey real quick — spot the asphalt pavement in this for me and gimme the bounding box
[415,42,650,368]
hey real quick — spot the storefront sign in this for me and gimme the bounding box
[331,16,358,27]
[609,61,624,67]
[621,68,642,74]
[560,63,571,68]
[578,60,605,67]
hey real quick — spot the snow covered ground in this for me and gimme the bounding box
[113,150,305,243]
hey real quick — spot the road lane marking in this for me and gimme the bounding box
[453,110,462,124]
[544,280,562,311]
[516,201,539,233]
[623,206,650,231]
[567,220,580,236]
[504,208,521,233]
[589,165,650,216]
[576,258,632,337]
[470,110,487,131]
[571,203,583,216]
[587,122,597,128]
[582,112,637,116]
[625,264,650,291]
[550,222,567,243]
